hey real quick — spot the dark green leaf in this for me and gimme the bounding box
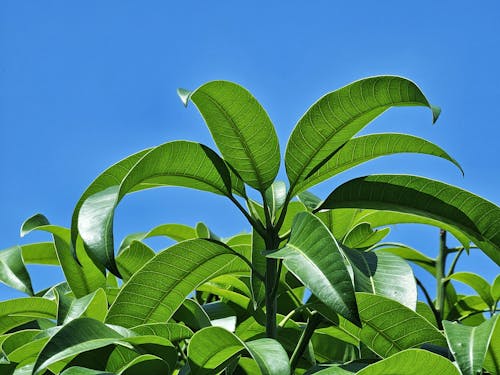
[319,175,500,265]
[285,76,439,191]
[267,212,360,325]
[184,80,280,191]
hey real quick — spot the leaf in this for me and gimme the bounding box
[117,354,171,375]
[118,223,197,252]
[60,288,108,324]
[443,316,499,375]
[352,209,471,250]
[60,367,114,375]
[264,181,287,220]
[76,141,244,276]
[318,174,500,265]
[376,245,436,275]
[173,299,212,331]
[342,248,417,309]
[266,212,360,325]
[294,133,462,194]
[21,214,106,298]
[0,297,56,334]
[184,80,280,191]
[188,326,290,375]
[251,228,267,309]
[356,349,460,375]
[116,241,155,282]
[447,272,495,307]
[492,274,500,304]
[285,76,439,191]
[0,246,34,295]
[484,317,500,375]
[105,239,249,328]
[356,293,447,358]
[342,223,390,249]
[20,242,58,265]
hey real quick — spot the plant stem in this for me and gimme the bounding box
[289,311,322,371]
[265,256,278,338]
[435,229,448,329]
[416,277,440,325]
[447,247,464,276]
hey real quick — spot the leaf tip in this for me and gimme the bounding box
[20,213,50,237]
[177,88,192,107]
[431,105,441,124]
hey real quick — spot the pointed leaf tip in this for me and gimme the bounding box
[20,213,50,237]
[177,88,192,107]
[431,105,441,123]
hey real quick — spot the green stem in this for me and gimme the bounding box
[416,277,440,325]
[229,195,266,238]
[447,247,464,276]
[290,311,322,371]
[435,229,448,329]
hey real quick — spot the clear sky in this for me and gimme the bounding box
[1,1,499,300]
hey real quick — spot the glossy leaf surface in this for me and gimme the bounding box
[0,246,34,295]
[285,76,439,190]
[267,212,360,325]
[185,80,280,191]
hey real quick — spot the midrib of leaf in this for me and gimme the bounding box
[111,253,243,324]
[197,91,265,190]
[355,253,377,294]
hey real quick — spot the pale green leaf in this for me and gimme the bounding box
[448,272,494,307]
[0,246,34,295]
[0,297,56,334]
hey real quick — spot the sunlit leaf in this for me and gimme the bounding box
[447,271,494,307]
[0,246,34,295]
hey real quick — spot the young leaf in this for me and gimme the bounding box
[183,80,280,191]
[443,316,499,375]
[318,174,500,265]
[266,212,360,326]
[264,181,287,220]
[0,246,34,295]
[76,141,244,276]
[356,349,460,375]
[342,223,390,249]
[105,239,249,328]
[285,76,440,191]
[356,293,447,358]
[188,326,290,375]
[294,133,462,195]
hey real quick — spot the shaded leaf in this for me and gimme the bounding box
[0,246,34,295]
[319,175,500,265]
[267,212,360,325]
[356,293,446,358]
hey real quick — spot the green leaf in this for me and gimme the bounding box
[20,242,58,265]
[76,141,244,276]
[0,246,34,295]
[443,316,499,375]
[116,241,155,282]
[0,297,56,334]
[294,133,461,194]
[118,223,197,252]
[21,214,106,298]
[117,354,171,375]
[266,212,360,325]
[352,209,471,250]
[356,293,446,358]
[251,228,267,309]
[105,239,249,328]
[285,76,439,191]
[173,299,212,331]
[59,288,108,324]
[184,80,280,191]
[376,245,436,275]
[356,349,460,375]
[60,367,114,375]
[342,248,417,309]
[484,317,500,375]
[264,181,287,221]
[318,174,500,265]
[188,326,290,375]
[447,272,495,307]
[492,274,500,304]
[342,223,390,249]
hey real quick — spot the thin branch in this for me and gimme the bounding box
[416,277,440,325]
[447,247,465,276]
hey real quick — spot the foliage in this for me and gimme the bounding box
[1,76,499,374]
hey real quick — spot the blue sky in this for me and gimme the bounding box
[1,1,499,300]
